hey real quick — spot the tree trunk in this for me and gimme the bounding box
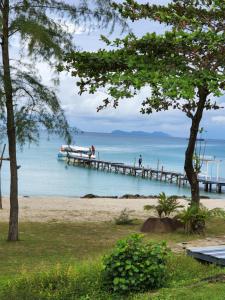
[184,86,208,208]
[1,0,19,241]
[0,171,2,209]
[0,144,6,209]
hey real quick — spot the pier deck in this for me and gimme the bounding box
[187,246,225,266]
[66,155,225,194]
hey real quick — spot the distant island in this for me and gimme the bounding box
[111,130,171,137]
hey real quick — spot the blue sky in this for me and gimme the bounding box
[42,1,225,139]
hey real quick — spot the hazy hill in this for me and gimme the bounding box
[111,130,171,137]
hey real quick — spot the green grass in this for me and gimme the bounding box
[0,221,140,279]
[1,219,225,299]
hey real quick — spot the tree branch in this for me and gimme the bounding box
[8,29,19,37]
[14,86,36,106]
[0,0,3,11]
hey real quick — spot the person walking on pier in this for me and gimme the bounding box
[138,155,143,168]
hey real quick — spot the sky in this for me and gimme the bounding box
[14,0,225,139]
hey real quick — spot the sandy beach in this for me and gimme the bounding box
[1,196,225,223]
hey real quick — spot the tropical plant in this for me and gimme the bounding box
[102,234,169,294]
[0,0,126,241]
[62,0,225,230]
[177,204,225,234]
[144,192,184,219]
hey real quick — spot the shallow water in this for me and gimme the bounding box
[1,132,225,198]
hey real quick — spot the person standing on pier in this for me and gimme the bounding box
[88,147,92,159]
[138,155,143,168]
[91,145,95,156]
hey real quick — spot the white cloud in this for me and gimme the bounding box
[212,116,225,124]
[55,19,87,35]
[57,73,191,136]
[8,0,225,140]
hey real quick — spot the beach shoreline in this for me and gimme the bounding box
[1,196,225,223]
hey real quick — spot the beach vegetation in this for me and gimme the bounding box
[102,234,169,294]
[1,254,225,300]
[144,192,184,219]
[177,204,209,234]
[63,0,225,232]
[1,221,225,298]
[0,0,126,241]
[0,261,105,300]
[177,204,225,234]
[114,208,135,225]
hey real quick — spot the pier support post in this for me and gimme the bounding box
[217,184,222,194]
[160,166,164,181]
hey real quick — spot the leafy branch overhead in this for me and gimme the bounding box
[63,0,225,118]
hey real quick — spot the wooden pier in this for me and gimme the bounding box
[66,155,225,194]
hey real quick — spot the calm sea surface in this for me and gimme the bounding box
[1,132,225,198]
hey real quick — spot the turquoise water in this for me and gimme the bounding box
[1,132,225,198]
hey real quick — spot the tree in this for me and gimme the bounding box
[62,0,225,217]
[0,0,126,241]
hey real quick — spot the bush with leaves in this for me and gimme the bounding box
[144,192,184,219]
[102,234,169,294]
[177,203,225,234]
[114,208,134,225]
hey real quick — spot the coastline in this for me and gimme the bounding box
[1,196,225,223]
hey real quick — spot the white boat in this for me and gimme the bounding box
[58,145,96,160]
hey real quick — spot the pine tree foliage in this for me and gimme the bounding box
[0,0,126,241]
[0,0,127,144]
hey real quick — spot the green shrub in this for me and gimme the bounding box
[102,234,169,294]
[177,204,225,234]
[144,192,183,218]
[177,204,209,234]
[114,208,134,225]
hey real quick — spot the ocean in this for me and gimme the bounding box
[1,132,225,198]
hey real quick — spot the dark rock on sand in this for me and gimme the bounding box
[81,194,118,199]
[141,217,183,233]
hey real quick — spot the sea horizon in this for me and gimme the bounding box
[72,129,225,142]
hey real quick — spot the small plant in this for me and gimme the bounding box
[177,204,225,234]
[209,207,225,218]
[102,234,169,294]
[144,192,184,218]
[114,208,134,225]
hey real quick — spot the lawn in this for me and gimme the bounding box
[1,219,225,299]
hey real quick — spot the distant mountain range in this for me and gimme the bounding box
[111,130,171,137]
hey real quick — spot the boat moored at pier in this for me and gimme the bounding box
[58,145,96,160]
